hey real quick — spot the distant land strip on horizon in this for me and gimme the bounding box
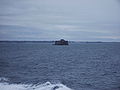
[0,41,120,43]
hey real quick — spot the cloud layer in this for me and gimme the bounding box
[0,0,120,41]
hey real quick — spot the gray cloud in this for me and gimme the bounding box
[0,0,120,41]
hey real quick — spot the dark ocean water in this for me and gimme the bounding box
[0,42,120,90]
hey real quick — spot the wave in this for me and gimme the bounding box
[0,77,9,82]
[0,77,72,90]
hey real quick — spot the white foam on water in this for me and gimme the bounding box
[0,78,72,90]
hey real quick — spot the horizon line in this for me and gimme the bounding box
[0,40,120,43]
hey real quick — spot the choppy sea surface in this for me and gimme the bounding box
[0,42,120,90]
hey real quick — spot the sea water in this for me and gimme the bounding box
[0,42,120,90]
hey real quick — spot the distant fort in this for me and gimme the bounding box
[54,39,69,45]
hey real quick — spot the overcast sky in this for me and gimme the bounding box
[0,0,120,41]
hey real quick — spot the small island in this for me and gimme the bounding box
[54,39,69,45]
